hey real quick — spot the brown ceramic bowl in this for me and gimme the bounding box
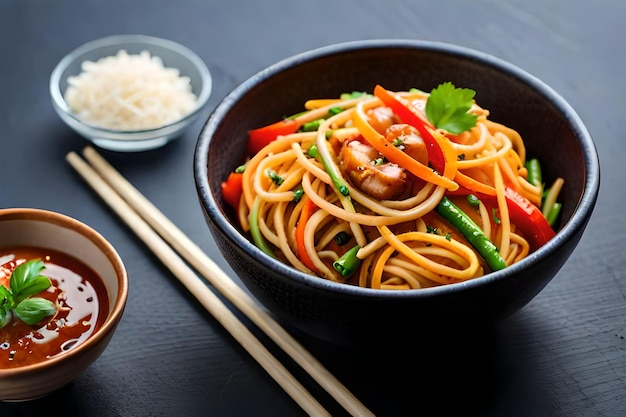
[0,208,128,401]
[194,39,600,345]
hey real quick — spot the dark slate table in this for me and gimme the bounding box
[1,0,625,416]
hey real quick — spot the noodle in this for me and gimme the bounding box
[230,86,563,289]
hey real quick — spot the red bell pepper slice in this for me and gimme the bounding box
[247,119,301,156]
[479,187,556,250]
[221,172,243,209]
[373,85,446,173]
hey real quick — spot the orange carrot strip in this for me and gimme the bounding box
[295,198,320,273]
[454,170,497,196]
[352,101,459,191]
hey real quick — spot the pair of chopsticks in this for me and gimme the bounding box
[66,146,374,417]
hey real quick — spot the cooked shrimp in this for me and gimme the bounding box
[366,106,398,134]
[340,137,408,200]
[385,124,429,166]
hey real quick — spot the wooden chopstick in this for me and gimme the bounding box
[65,151,330,417]
[67,147,375,417]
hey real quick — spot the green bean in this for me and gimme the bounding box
[435,197,507,271]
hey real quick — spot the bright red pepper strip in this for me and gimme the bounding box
[247,119,301,156]
[373,85,446,173]
[479,187,556,250]
[221,172,243,209]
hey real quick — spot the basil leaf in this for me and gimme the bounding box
[13,276,52,304]
[10,259,45,295]
[0,285,12,304]
[0,309,12,328]
[14,298,56,325]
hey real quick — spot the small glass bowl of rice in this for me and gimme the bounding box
[50,34,212,152]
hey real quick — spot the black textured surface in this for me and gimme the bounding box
[2,1,625,416]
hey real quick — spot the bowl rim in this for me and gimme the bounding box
[49,33,213,135]
[194,38,600,299]
[0,207,129,375]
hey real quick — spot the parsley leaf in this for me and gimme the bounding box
[425,82,478,134]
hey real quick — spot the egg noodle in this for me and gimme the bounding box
[230,86,563,290]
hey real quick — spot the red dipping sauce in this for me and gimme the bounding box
[0,247,109,369]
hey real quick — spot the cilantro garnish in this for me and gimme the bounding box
[425,82,478,134]
[0,259,57,328]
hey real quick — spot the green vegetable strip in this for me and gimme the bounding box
[333,245,361,277]
[248,197,277,258]
[545,202,562,227]
[467,194,480,207]
[316,134,350,196]
[435,197,507,271]
[525,158,543,189]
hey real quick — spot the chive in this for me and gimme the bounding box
[266,169,283,186]
[491,208,501,225]
[307,145,319,158]
[293,189,304,203]
[467,194,480,207]
[333,245,361,277]
[333,231,352,246]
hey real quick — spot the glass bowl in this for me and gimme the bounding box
[50,34,212,152]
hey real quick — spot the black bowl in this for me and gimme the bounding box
[194,39,600,345]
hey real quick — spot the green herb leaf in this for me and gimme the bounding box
[0,259,56,329]
[10,259,44,295]
[0,310,11,328]
[425,82,478,134]
[15,298,57,325]
[0,285,11,304]
[14,276,53,304]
